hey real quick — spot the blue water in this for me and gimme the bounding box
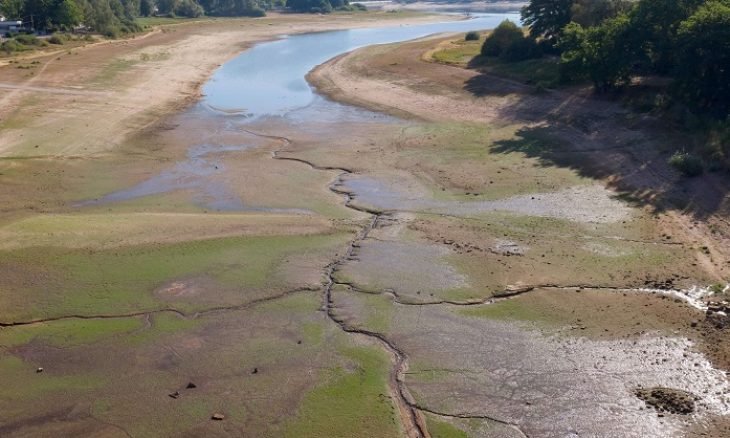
[203,13,520,118]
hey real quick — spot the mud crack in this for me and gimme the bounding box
[253,127,428,438]
[0,287,317,328]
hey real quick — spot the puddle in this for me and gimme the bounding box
[80,141,249,211]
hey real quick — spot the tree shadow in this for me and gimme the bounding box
[483,83,730,219]
[463,73,523,97]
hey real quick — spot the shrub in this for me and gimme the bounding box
[465,31,480,41]
[500,36,541,61]
[668,150,704,177]
[14,34,42,46]
[481,20,523,57]
[48,34,66,45]
[1,39,26,54]
[248,6,266,16]
[337,3,367,11]
[175,0,205,17]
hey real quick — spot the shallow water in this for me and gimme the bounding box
[203,13,519,119]
[86,13,519,210]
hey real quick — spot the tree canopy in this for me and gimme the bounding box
[518,0,729,114]
[521,0,573,42]
[673,0,730,115]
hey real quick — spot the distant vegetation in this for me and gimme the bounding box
[481,19,540,62]
[464,30,480,41]
[0,0,142,36]
[0,0,367,38]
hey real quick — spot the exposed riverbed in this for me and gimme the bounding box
[5,9,727,438]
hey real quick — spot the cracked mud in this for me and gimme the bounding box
[2,10,730,438]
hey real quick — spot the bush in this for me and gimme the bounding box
[14,34,42,46]
[174,0,205,17]
[500,36,541,61]
[668,150,704,177]
[481,20,524,57]
[48,34,66,45]
[465,31,480,41]
[337,3,367,11]
[248,6,266,16]
[1,39,26,54]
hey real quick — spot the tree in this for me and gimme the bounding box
[157,0,178,13]
[287,0,334,13]
[175,0,204,16]
[481,19,524,56]
[673,0,730,114]
[627,0,704,73]
[0,0,24,20]
[198,0,266,16]
[570,0,630,27]
[24,0,55,29]
[521,0,573,43]
[559,15,636,91]
[139,0,153,16]
[54,0,84,27]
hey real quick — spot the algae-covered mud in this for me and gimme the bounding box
[2,8,730,438]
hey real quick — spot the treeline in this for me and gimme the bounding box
[516,0,729,116]
[1,0,142,35]
[0,0,364,36]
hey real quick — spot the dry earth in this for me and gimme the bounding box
[2,11,730,438]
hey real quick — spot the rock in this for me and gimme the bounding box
[635,387,696,415]
[211,413,225,421]
[186,382,197,389]
[169,391,180,399]
[36,367,43,373]
[252,367,258,374]
[691,320,699,327]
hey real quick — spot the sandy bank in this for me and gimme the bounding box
[0,12,456,157]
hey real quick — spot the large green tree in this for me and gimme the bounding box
[627,0,704,73]
[53,0,84,27]
[139,0,152,15]
[559,14,637,91]
[673,0,730,114]
[521,0,573,42]
[570,0,630,27]
[0,0,25,19]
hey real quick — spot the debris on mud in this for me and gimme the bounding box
[635,387,697,414]
[643,278,677,290]
[705,301,730,329]
[490,239,527,256]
